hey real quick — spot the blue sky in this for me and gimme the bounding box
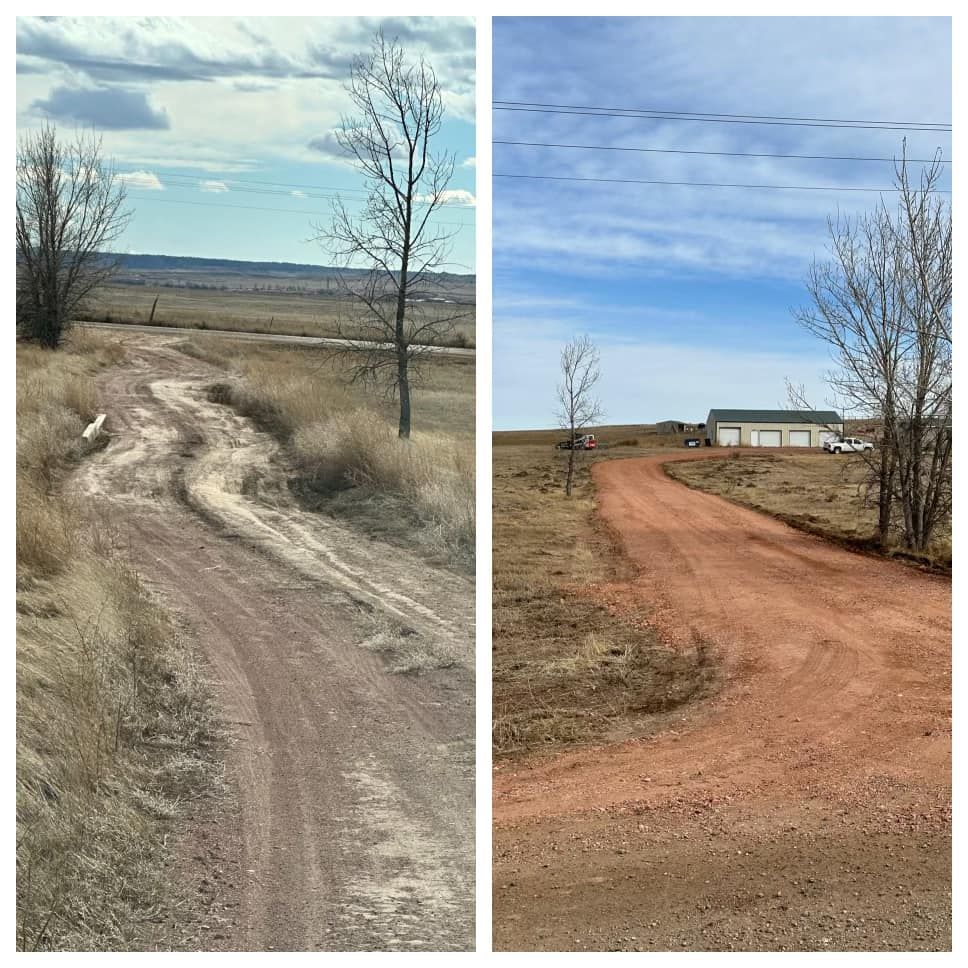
[493,16,951,429]
[16,16,476,271]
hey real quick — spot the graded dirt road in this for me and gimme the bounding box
[494,451,950,951]
[77,333,474,951]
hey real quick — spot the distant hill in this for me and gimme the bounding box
[113,252,474,284]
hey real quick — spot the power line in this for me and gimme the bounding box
[119,166,372,199]
[128,192,474,228]
[493,139,951,165]
[118,167,475,222]
[493,173,951,193]
[493,99,952,131]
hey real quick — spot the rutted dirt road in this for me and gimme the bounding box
[494,452,950,951]
[78,333,474,951]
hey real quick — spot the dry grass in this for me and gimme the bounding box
[492,437,717,758]
[181,337,475,569]
[666,452,952,570]
[16,335,222,950]
[81,284,476,347]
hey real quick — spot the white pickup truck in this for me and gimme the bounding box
[823,436,874,454]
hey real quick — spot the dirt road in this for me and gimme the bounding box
[494,452,950,951]
[78,320,475,358]
[78,333,474,951]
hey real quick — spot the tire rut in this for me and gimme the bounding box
[77,334,474,951]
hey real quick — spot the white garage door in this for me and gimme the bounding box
[789,430,812,447]
[758,430,782,447]
[718,426,740,446]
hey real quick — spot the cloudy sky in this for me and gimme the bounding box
[493,16,951,429]
[16,16,476,269]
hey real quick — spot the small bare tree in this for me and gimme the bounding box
[791,143,951,554]
[556,334,604,496]
[315,31,470,438]
[16,124,130,349]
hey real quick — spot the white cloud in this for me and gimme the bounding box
[291,189,306,198]
[118,169,164,190]
[461,156,476,168]
[15,16,475,176]
[199,179,229,193]
[420,188,476,207]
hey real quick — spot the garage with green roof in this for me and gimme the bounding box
[704,409,843,448]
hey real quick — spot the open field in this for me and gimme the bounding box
[177,330,474,569]
[492,434,716,756]
[79,283,476,348]
[16,333,222,950]
[493,428,950,951]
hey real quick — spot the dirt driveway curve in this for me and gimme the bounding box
[78,333,474,951]
[494,451,950,951]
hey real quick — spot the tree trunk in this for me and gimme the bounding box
[396,206,412,438]
[877,431,895,548]
[398,352,412,439]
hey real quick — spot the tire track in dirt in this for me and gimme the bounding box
[493,451,950,951]
[77,334,474,951]
[495,452,950,822]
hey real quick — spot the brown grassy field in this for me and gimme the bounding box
[16,333,222,950]
[492,433,717,757]
[178,334,475,570]
[81,284,476,347]
[667,451,951,569]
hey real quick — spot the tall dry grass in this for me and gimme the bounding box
[17,334,221,950]
[197,343,475,567]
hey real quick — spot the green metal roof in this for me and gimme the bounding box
[706,409,842,424]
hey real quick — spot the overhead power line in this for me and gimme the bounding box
[493,139,951,165]
[118,168,475,224]
[493,100,952,132]
[119,166,372,199]
[493,173,951,193]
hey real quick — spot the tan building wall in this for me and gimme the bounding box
[711,421,844,447]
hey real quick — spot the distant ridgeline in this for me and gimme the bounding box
[107,252,475,285]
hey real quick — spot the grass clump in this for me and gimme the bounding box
[189,340,475,569]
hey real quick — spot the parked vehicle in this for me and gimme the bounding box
[684,438,702,448]
[823,436,874,454]
[557,434,598,451]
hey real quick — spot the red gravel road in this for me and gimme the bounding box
[493,451,950,952]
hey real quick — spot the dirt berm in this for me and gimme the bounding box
[78,333,474,951]
[494,452,950,952]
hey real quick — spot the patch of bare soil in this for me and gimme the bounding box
[494,451,950,951]
[77,332,474,951]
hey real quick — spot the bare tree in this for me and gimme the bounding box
[16,124,130,349]
[314,31,470,438]
[791,143,951,554]
[556,334,604,496]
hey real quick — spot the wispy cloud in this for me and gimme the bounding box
[199,179,229,193]
[493,16,950,427]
